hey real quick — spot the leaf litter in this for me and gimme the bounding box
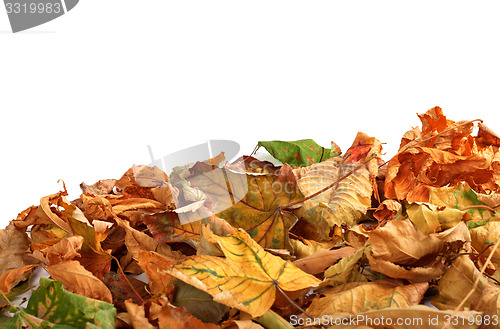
[2,106,500,328]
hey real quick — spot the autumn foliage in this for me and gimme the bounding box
[3,107,500,328]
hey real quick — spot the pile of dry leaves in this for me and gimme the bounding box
[2,106,500,328]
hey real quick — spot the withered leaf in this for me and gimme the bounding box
[0,224,39,293]
[189,163,304,250]
[306,281,428,317]
[45,260,112,303]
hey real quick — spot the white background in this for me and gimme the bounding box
[1,1,500,228]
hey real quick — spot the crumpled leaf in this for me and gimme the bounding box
[365,218,470,282]
[31,235,84,265]
[0,224,39,293]
[164,226,320,317]
[114,216,179,261]
[115,164,168,190]
[306,281,428,317]
[256,139,336,166]
[385,106,500,202]
[292,133,381,239]
[373,199,401,223]
[6,277,116,329]
[80,179,117,195]
[81,193,166,225]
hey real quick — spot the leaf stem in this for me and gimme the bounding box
[0,290,18,311]
[460,205,498,213]
[275,284,315,320]
[111,255,145,304]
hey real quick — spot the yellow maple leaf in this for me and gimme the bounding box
[162,226,321,317]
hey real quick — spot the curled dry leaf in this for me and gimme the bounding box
[31,235,84,265]
[80,179,117,195]
[305,281,428,317]
[0,224,39,293]
[385,106,500,203]
[365,218,470,282]
[292,246,357,275]
[44,260,113,303]
[373,199,401,223]
[293,133,381,239]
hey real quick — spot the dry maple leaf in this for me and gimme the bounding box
[162,226,321,317]
[187,163,305,250]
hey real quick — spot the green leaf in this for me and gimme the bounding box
[7,277,116,329]
[257,139,333,166]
